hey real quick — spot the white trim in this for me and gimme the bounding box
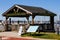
[15,5,32,14]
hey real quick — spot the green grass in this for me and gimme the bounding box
[21,32,60,40]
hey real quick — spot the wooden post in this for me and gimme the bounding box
[23,16,29,33]
[9,18,11,25]
[50,16,55,32]
[26,16,29,28]
[32,16,35,24]
[26,17,29,24]
[17,20,20,24]
[57,27,59,35]
[5,17,8,31]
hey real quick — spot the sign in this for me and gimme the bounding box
[27,26,39,32]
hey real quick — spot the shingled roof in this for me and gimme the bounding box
[18,4,57,16]
[2,4,56,17]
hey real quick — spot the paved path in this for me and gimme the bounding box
[1,36,34,40]
[0,31,20,38]
[1,36,57,40]
[0,32,57,40]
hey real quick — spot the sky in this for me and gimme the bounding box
[0,0,60,21]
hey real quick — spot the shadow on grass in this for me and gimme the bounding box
[22,32,60,39]
[22,32,47,36]
[31,33,47,36]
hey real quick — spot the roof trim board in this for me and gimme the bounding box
[15,5,32,14]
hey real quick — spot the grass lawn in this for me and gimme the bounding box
[21,32,60,40]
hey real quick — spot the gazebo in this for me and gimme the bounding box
[2,4,56,32]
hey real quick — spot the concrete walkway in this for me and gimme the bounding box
[0,31,20,38]
[0,32,57,40]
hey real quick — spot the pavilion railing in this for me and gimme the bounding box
[7,21,50,25]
